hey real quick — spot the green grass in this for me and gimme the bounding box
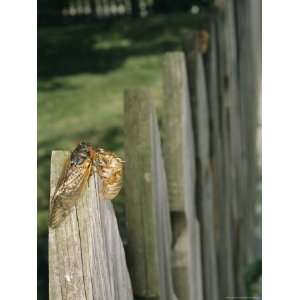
[38,12,204,299]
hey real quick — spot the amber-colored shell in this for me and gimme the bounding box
[94,149,124,200]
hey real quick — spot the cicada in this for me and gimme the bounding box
[49,142,124,228]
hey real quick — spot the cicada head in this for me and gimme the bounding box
[70,142,93,166]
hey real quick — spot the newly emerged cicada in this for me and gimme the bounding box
[49,142,124,228]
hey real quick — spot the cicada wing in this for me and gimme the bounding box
[94,149,123,201]
[49,157,92,228]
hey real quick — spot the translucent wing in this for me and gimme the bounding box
[49,142,92,228]
[94,149,124,200]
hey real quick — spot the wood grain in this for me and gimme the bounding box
[124,88,177,300]
[124,89,160,298]
[162,52,204,300]
[235,0,261,294]
[215,1,241,295]
[184,31,219,300]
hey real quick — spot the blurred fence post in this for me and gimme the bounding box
[162,52,204,300]
[235,0,262,294]
[215,0,243,296]
[48,151,133,300]
[200,21,227,300]
[184,31,219,300]
[214,0,261,296]
[124,88,177,300]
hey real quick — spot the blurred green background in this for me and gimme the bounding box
[38,8,208,298]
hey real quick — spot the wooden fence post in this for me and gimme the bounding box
[124,88,176,300]
[215,0,261,296]
[215,0,244,296]
[48,151,133,300]
[235,0,262,294]
[184,31,219,300]
[201,21,227,300]
[162,52,204,300]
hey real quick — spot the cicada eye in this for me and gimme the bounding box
[72,155,85,165]
[71,148,89,165]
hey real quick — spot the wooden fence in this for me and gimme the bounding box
[48,0,261,299]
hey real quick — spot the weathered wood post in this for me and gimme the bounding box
[162,52,204,300]
[214,0,245,296]
[235,0,262,294]
[200,21,228,300]
[48,151,133,300]
[184,31,219,300]
[124,88,177,300]
[214,0,261,295]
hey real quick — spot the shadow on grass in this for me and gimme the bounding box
[38,14,203,80]
[37,79,80,92]
[38,237,48,300]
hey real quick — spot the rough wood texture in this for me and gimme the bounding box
[162,52,204,300]
[215,0,243,296]
[214,0,262,296]
[235,0,261,293]
[49,151,133,300]
[201,21,227,300]
[152,109,178,300]
[124,88,177,300]
[184,31,219,300]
